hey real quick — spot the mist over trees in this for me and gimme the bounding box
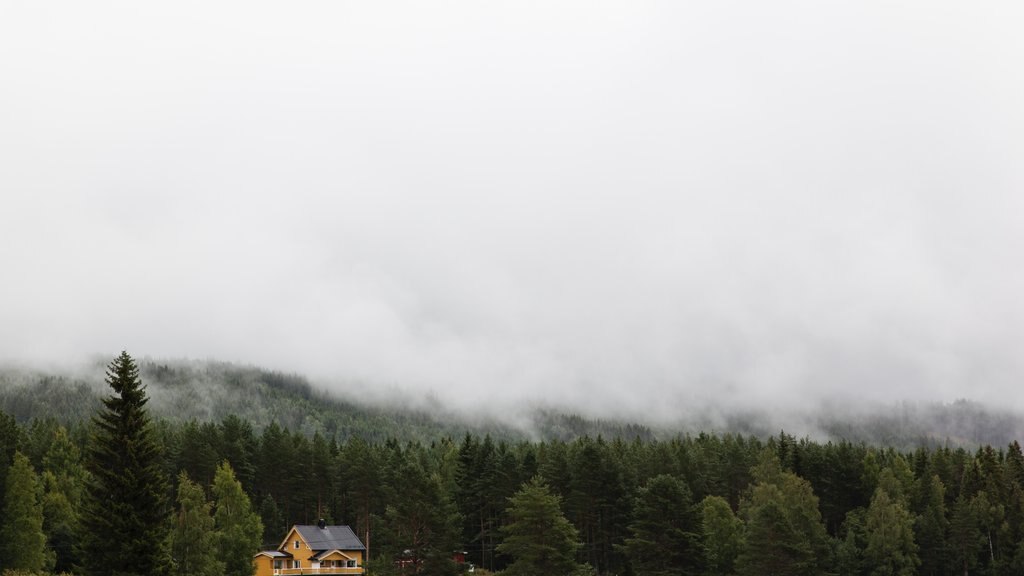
[5,356,1024,575]
[2,359,1023,449]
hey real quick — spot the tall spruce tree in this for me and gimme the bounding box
[79,351,171,576]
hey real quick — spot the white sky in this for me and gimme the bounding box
[2,1,1024,420]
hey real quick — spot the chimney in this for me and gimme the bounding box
[318,518,327,529]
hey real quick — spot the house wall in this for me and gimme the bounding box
[283,527,313,569]
[253,555,275,576]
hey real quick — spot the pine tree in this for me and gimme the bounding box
[80,351,171,576]
[498,476,583,576]
[621,474,705,576]
[213,461,263,576]
[169,471,223,576]
[0,452,48,571]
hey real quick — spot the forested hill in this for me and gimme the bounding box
[0,359,1021,448]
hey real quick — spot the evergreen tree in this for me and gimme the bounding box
[338,436,381,564]
[169,471,223,576]
[0,452,48,571]
[258,494,285,548]
[0,410,21,525]
[79,351,171,576]
[218,415,257,492]
[950,492,985,576]
[498,476,583,576]
[212,461,263,576]
[621,474,705,576]
[835,508,867,576]
[377,445,462,576]
[915,475,949,576]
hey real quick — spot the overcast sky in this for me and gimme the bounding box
[2,1,1023,420]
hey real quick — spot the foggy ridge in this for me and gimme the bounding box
[2,358,1021,449]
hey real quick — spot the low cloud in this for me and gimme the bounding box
[2,1,1023,422]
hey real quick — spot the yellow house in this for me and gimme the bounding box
[254,520,366,575]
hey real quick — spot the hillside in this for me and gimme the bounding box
[1,359,1022,448]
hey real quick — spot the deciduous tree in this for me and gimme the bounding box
[213,461,263,576]
[169,471,223,576]
[1,452,48,571]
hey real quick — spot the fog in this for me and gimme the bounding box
[2,2,1023,423]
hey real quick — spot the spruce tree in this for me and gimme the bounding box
[80,351,171,576]
[0,452,48,571]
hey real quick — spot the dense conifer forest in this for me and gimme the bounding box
[3,357,1024,575]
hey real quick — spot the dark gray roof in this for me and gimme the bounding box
[256,550,292,558]
[294,525,365,552]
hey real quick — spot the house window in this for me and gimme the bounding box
[292,560,301,569]
[348,560,356,568]
[273,560,282,569]
[294,540,300,549]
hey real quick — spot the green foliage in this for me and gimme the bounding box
[736,485,817,576]
[914,474,948,576]
[377,444,462,576]
[169,472,223,576]
[13,358,1024,576]
[79,351,171,576]
[212,461,263,576]
[257,494,285,548]
[41,426,86,572]
[498,476,582,576]
[0,453,48,572]
[864,486,919,576]
[737,452,830,576]
[621,474,705,576]
[701,495,743,576]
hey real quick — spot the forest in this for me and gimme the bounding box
[2,356,1024,575]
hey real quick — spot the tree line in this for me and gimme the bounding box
[6,361,1024,451]
[3,353,1024,574]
